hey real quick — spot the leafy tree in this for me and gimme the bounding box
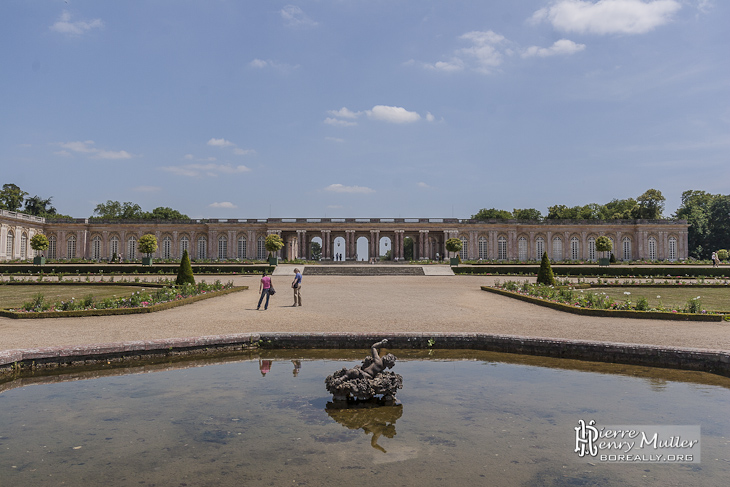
[93,200,144,220]
[472,208,512,220]
[673,190,719,259]
[0,184,28,211]
[264,234,284,257]
[536,252,556,286]
[708,195,730,253]
[138,234,158,256]
[176,249,195,285]
[24,195,57,216]
[310,241,322,260]
[404,237,414,260]
[30,234,50,255]
[144,207,189,220]
[512,208,542,221]
[636,189,666,219]
[601,198,638,220]
[445,237,462,259]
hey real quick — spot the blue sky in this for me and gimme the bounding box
[2,0,727,219]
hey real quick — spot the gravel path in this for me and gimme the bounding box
[1,273,728,352]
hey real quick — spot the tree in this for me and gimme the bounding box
[0,184,29,212]
[176,249,195,285]
[445,237,462,260]
[404,237,414,260]
[673,190,719,259]
[536,252,556,286]
[24,195,57,216]
[636,189,666,219]
[512,208,542,221]
[30,233,50,255]
[144,207,189,220]
[472,208,512,220]
[310,241,322,260]
[264,234,284,258]
[707,195,730,253]
[93,200,144,220]
[138,234,158,257]
[601,198,638,220]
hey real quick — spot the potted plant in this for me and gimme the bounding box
[265,234,284,265]
[445,238,463,266]
[596,236,612,267]
[138,234,158,266]
[30,233,49,266]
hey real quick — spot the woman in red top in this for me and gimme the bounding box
[257,270,272,310]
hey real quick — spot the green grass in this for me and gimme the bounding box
[0,285,147,309]
[590,286,730,311]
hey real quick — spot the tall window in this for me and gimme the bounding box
[588,237,596,261]
[459,236,468,260]
[535,237,545,260]
[20,233,27,259]
[668,237,677,261]
[478,237,488,260]
[238,236,247,260]
[162,236,172,259]
[648,237,657,260]
[197,236,207,260]
[128,236,137,260]
[218,236,228,260]
[518,237,527,261]
[257,236,267,260]
[67,235,76,259]
[570,237,580,261]
[622,237,632,261]
[6,231,13,258]
[110,236,120,258]
[179,236,189,256]
[48,235,57,259]
[552,237,563,261]
[92,235,102,260]
[498,236,507,260]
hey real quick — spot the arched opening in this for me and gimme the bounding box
[379,236,392,261]
[356,236,369,261]
[403,236,414,261]
[333,236,346,261]
[310,236,322,261]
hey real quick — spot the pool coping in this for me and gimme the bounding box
[2,332,729,379]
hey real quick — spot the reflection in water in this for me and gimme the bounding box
[292,359,301,376]
[325,399,403,453]
[258,358,272,376]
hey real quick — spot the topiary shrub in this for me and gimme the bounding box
[536,251,556,286]
[176,249,195,285]
[718,249,728,261]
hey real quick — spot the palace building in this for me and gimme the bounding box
[1,209,688,262]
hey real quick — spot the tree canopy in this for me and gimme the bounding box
[0,184,28,212]
[91,200,189,220]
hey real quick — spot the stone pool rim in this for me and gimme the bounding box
[2,332,729,379]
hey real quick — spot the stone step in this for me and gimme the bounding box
[303,266,425,276]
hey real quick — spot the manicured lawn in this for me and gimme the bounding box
[0,285,147,309]
[590,286,730,311]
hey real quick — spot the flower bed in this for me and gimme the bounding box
[0,281,246,319]
[482,280,728,322]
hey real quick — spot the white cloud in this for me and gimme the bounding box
[281,5,318,28]
[366,105,421,123]
[249,58,299,72]
[50,11,103,36]
[161,163,251,177]
[184,154,195,160]
[328,107,361,119]
[207,138,234,147]
[324,184,375,194]
[530,0,682,35]
[324,117,357,127]
[325,137,345,143]
[522,39,586,58]
[423,30,509,74]
[209,202,237,209]
[133,186,161,193]
[426,112,435,122]
[233,148,256,156]
[417,182,432,189]
[54,150,72,157]
[57,140,132,159]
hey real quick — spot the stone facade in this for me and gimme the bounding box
[0,212,688,262]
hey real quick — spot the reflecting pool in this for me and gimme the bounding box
[1,350,729,486]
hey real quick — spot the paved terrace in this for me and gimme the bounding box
[1,265,728,354]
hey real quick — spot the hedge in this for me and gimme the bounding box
[481,286,726,322]
[0,286,247,319]
[455,266,730,278]
[0,264,275,275]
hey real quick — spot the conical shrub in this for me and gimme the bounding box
[176,249,195,286]
[536,251,556,286]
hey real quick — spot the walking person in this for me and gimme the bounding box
[292,267,302,306]
[711,252,718,268]
[257,270,272,310]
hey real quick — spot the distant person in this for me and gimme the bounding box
[292,267,302,306]
[257,270,272,310]
[711,252,718,267]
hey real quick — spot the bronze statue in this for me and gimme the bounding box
[325,339,403,402]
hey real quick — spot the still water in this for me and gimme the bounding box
[1,350,729,486]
